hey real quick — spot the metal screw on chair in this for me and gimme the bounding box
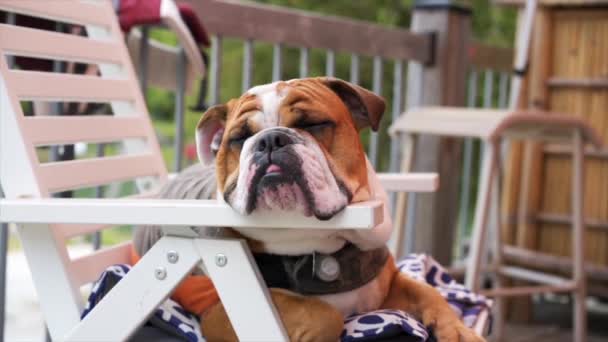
[167,250,179,264]
[215,253,228,267]
[155,267,167,280]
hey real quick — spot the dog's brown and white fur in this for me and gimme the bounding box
[196,77,484,342]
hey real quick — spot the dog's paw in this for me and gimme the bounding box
[432,317,485,342]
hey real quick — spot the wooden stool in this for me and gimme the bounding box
[390,107,604,342]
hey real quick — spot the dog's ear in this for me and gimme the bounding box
[322,77,385,131]
[195,102,230,165]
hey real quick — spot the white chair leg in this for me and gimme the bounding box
[17,224,82,340]
[66,236,201,341]
[465,142,498,292]
[572,129,587,342]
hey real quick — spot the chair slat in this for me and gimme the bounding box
[39,154,160,192]
[0,0,114,28]
[0,24,123,66]
[24,116,148,145]
[70,242,132,286]
[6,70,135,102]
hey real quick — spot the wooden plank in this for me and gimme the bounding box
[23,116,148,145]
[503,245,608,282]
[390,107,509,139]
[481,283,576,297]
[178,0,433,63]
[536,212,608,230]
[377,173,438,192]
[544,144,608,160]
[498,266,571,286]
[468,41,514,72]
[0,198,384,230]
[38,154,160,192]
[6,70,135,102]
[0,0,114,28]
[0,24,122,66]
[548,77,608,89]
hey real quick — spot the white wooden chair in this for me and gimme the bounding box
[0,1,438,341]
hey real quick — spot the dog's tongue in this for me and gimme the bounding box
[266,164,282,174]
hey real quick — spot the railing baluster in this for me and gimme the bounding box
[272,43,282,82]
[242,39,254,92]
[209,35,223,105]
[368,56,383,169]
[299,47,309,78]
[325,50,335,77]
[498,72,509,108]
[389,60,403,173]
[139,26,149,100]
[457,70,478,259]
[483,70,494,108]
[349,54,360,85]
[174,49,187,172]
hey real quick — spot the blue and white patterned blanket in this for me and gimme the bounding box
[83,254,491,341]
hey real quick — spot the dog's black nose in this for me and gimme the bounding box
[255,131,294,153]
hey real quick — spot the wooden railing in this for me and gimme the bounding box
[178,0,435,171]
[173,0,515,261]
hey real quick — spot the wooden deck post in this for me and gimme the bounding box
[405,0,470,264]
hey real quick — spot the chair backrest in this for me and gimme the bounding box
[0,0,168,337]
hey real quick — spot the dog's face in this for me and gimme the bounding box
[196,77,385,220]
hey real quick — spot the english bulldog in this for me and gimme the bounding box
[194,77,484,342]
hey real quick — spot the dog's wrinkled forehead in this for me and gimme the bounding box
[245,81,290,129]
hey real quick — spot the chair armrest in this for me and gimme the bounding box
[0,198,382,230]
[377,172,439,192]
[160,0,205,77]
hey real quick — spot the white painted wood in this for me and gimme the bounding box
[509,0,538,109]
[473,309,490,336]
[0,75,42,198]
[17,224,83,340]
[390,107,509,139]
[195,238,288,341]
[24,116,148,145]
[0,23,122,66]
[66,237,200,341]
[70,242,132,286]
[39,154,160,192]
[0,198,383,230]
[159,0,205,77]
[481,283,576,297]
[377,173,438,192]
[7,70,135,102]
[0,0,113,28]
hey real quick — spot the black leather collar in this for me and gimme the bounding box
[253,243,389,295]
